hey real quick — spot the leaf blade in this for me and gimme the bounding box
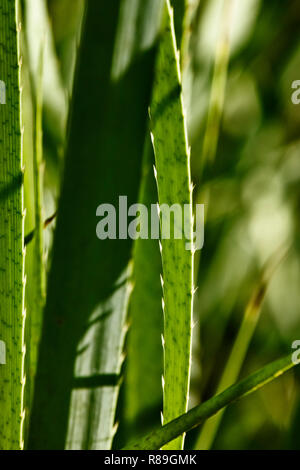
[0,0,24,450]
[28,0,160,450]
[125,354,299,450]
[150,0,193,450]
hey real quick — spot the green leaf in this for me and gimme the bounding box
[124,354,299,450]
[28,0,160,450]
[0,0,24,450]
[150,0,193,450]
[200,0,233,174]
[47,0,84,93]
[25,0,67,145]
[26,47,46,411]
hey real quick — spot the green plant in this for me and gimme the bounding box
[28,0,161,450]
[0,0,24,450]
[0,0,299,451]
[150,0,193,450]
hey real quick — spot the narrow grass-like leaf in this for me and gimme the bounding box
[28,0,160,450]
[195,0,234,274]
[27,48,45,409]
[25,0,67,145]
[150,0,193,450]
[0,0,24,450]
[200,0,233,173]
[196,247,289,449]
[47,0,84,93]
[125,354,299,450]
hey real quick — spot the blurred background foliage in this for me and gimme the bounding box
[21,0,300,449]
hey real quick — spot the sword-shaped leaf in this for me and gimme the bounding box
[28,0,161,450]
[0,0,25,450]
[150,0,193,450]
